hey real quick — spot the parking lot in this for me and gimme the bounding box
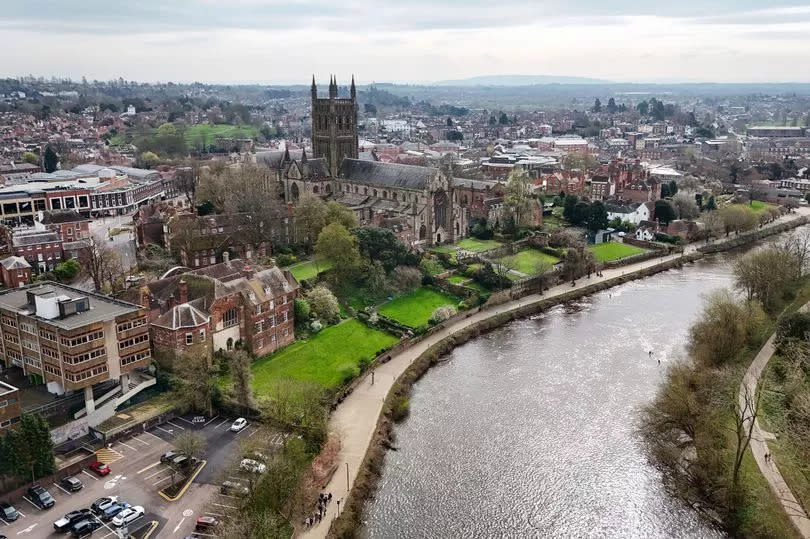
[0,414,286,537]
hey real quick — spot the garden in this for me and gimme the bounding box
[378,287,460,328]
[251,319,398,390]
[495,248,560,276]
[588,242,647,262]
[287,259,334,281]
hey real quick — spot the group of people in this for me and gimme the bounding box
[303,492,333,527]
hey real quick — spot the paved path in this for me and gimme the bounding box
[301,208,810,538]
[741,330,810,537]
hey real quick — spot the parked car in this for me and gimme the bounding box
[240,459,266,474]
[54,509,93,532]
[90,497,116,515]
[112,505,144,527]
[88,461,111,476]
[195,516,218,532]
[70,518,101,538]
[220,481,249,497]
[229,418,248,432]
[27,485,55,509]
[60,476,83,492]
[160,450,181,464]
[99,502,130,522]
[0,503,18,522]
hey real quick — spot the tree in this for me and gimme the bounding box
[672,192,699,220]
[592,98,602,113]
[562,242,595,283]
[429,305,457,324]
[306,286,340,324]
[733,246,798,312]
[52,259,80,282]
[315,223,361,280]
[636,101,649,116]
[138,151,160,168]
[562,195,578,221]
[43,145,58,173]
[325,200,357,230]
[446,117,453,127]
[353,227,415,272]
[172,353,217,415]
[701,210,725,240]
[446,130,463,141]
[78,235,123,292]
[586,201,608,232]
[606,97,617,114]
[504,169,533,229]
[295,195,328,246]
[170,431,207,487]
[688,289,766,366]
[654,200,677,225]
[390,265,422,293]
[571,201,591,226]
[294,298,310,324]
[705,195,717,211]
[22,151,38,165]
[720,206,757,235]
[499,112,509,125]
[668,180,678,196]
[229,350,254,413]
[732,385,760,492]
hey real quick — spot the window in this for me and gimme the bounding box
[61,330,103,347]
[269,316,276,327]
[283,328,289,336]
[117,318,147,333]
[199,329,206,341]
[283,311,289,322]
[63,347,105,365]
[256,338,263,349]
[223,308,238,328]
[19,321,36,334]
[185,333,193,345]
[118,333,149,350]
[121,349,150,366]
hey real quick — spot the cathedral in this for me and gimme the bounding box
[259,76,467,246]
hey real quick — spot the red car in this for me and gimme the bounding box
[88,461,111,476]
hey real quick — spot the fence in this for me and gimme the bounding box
[0,450,96,505]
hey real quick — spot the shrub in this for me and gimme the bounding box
[275,253,296,267]
[358,357,372,372]
[429,305,457,325]
[391,266,422,293]
[391,395,410,422]
[294,298,310,323]
[309,320,323,333]
[419,257,443,277]
[471,222,494,239]
[306,286,340,325]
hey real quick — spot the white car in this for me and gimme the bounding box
[112,505,144,527]
[240,459,266,474]
[230,418,248,432]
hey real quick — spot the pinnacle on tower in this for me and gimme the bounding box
[350,75,356,99]
[311,75,317,99]
[329,75,338,98]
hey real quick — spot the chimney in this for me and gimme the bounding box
[168,293,176,310]
[223,251,230,265]
[179,279,188,304]
[139,285,151,309]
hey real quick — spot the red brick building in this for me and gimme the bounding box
[12,230,63,273]
[0,256,32,288]
[39,210,91,242]
[150,280,211,366]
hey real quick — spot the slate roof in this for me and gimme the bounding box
[40,209,88,225]
[337,159,436,190]
[300,158,328,179]
[256,149,303,169]
[13,231,61,247]
[0,256,30,270]
[152,303,209,330]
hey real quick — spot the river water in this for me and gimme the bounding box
[363,251,752,539]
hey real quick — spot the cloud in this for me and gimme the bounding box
[1,2,810,83]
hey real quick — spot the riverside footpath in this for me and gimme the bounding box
[302,208,810,539]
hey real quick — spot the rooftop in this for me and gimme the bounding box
[0,282,142,330]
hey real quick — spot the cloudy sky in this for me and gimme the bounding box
[2,1,810,84]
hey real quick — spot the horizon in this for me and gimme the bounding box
[2,2,810,84]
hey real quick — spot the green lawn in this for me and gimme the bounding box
[447,275,468,284]
[379,287,459,327]
[588,242,647,262]
[184,124,260,148]
[251,319,398,390]
[288,259,333,281]
[430,237,503,254]
[496,249,560,275]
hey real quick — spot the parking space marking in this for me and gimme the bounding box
[20,496,39,510]
[96,446,125,464]
[166,421,186,430]
[176,416,195,424]
[16,510,25,518]
[214,419,229,429]
[234,426,250,437]
[0,516,8,525]
[53,482,73,495]
[117,440,137,451]
[155,426,174,436]
[82,470,99,480]
[131,436,150,446]
[153,476,172,486]
[203,415,220,427]
[92,515,118,538]
[211,502,237,509]
[144,468,166,480]
[193,533,217,537]
[173,516,186,533]
[142,431,163,442]
[247,428,258,438]
[204,512,225,517]
[137,461,161,474]
[218,493,241,499]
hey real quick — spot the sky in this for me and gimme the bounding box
[2,1,810,84]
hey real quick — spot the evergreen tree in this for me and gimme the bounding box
[592,98,602,113]
[563,194,578,221]
[33,414,55,477]
[499,112,509,125]
[43,145,59,173]
[706,195,717,211]
[607,98,617,114]
[655,199,677,224]
[586,201,608,232]
[668,180,678,196]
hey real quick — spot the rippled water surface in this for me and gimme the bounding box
[363,254,749,539]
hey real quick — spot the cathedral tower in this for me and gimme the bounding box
[311,75,359,177]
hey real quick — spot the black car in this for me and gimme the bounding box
[90,497,115,515]
[59,476,83,492]
[70,518,101,538]
[99,502,129,522]
[160,450,182,464]
[54,509,93,532]
[27,485,55,509]
[0,503,18,522]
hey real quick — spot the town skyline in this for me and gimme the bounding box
[2,2,810,84]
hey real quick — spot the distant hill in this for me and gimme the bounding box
[434,74,611,86]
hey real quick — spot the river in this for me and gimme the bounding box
[362,251,751,538]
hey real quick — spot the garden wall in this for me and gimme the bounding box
[698,215,809,254]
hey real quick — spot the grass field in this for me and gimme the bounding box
[447,275,468,284]
[588,242,647,262]
[738,200,776,215]
[496,249,560,275]
[379,287,459,327]
[184,124,260,148]
[251,319,398,390]
[288,259,333,281]
[431,237,503,254]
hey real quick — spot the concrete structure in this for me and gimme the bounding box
[0,380,21,431]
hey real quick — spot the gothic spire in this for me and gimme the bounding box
[311,75,317,99]
[350,75,356,99]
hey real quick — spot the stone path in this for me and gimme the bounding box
[301,208,810,538]
[741,329,810,537]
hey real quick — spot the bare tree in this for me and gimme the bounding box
[172,353,217,416]
[78,234,123,292]
[731,384,761,491]
[230,350,255,414]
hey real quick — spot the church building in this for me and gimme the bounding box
[271,76,468,246]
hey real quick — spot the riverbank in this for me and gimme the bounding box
[302,208,810,539]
